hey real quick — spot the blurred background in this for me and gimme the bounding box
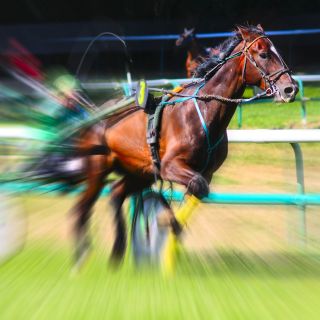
[1,0,320,79]
[1,1,320,319]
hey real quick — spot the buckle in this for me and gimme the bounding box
[265,87,275,96]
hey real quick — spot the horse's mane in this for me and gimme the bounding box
[194,25,264,78]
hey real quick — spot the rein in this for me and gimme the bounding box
[150,85,273,105]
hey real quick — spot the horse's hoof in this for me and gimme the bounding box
[187,174,209,199]
[110,240,126,265]
[109,252,125,268]
[73,238,91,272]
[171,218,183,237]
[72,246,91,274]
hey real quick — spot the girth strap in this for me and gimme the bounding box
[192,84,225,172]
[146,86,186,171]
[146,104,166,171]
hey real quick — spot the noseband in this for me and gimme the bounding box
[241,35,291,94]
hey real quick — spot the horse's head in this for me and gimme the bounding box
[176,28,195,47]
[237,25,298,102]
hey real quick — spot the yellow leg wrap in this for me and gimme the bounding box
[175,195,201,227]
[162,195,201,275]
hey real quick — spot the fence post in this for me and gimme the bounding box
[237,104,242,129]
[125,63,132,96]
[290,142,306,246]
[296,77,307,125]
[121,83,131,97]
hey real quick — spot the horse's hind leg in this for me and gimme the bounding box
[109,176,151,262]
[71,156,107,269]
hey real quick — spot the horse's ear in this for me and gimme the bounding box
[257,24,264,32]
[190,28,195,34]
[237,26,251,41]
[184,28,188,33]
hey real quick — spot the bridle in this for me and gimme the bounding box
[240,35,291,96]
[149,33,293,104]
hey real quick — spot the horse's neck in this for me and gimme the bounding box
[208,61,245,98]
[199,58,245,130]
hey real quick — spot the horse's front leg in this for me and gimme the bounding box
[158,158,209,233]
[160,158,208,273]
[161,158,209,200]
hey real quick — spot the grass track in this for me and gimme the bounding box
[1,242,320,319]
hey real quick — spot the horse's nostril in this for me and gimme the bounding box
[284,86,294,95]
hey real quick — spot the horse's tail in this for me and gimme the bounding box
[20,152,85,193]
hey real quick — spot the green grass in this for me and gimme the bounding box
[229,100,320,129]
[227,85,320,129]
[1,243,320,319]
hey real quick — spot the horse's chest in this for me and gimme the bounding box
[187,135,228,173]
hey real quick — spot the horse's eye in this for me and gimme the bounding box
[259,52,268,59]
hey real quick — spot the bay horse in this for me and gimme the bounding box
[176,28,217,78]
[73,25,297,267]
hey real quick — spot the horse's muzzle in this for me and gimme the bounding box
[275,83,299,103]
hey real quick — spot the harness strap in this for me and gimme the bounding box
[146,86,187,171]
[192,84,210,145]
[192,84,225,172]
[146,105,165,171]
